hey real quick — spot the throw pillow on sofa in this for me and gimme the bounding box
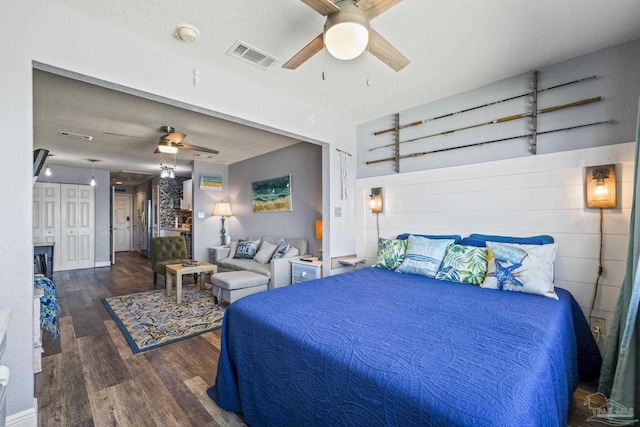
[254,241,279,263]
[272,241,289,260]
[234,239,261,259]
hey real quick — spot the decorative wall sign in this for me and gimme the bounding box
[200,175,222,191]
[252,175,292,212]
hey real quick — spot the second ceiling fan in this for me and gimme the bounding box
[283,0,410,72]
[154,126,219,155]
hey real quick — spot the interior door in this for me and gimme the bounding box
[113,194,132,252]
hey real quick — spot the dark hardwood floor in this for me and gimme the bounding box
[35,251,600,426]
[36,251,245,427]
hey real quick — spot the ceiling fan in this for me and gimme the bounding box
[283,0,410,72]
[103,125,219,155]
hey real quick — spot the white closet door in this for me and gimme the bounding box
[41,183,60,246]
[60,184,95,271]
[33,183,42,244]
[60,184,79,271]
[77,185,95,269]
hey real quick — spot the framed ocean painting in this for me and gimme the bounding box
[252,175,292,212]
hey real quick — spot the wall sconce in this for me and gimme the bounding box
[213,201,233,245]
[369,187,383,213]
[586,164,617,208]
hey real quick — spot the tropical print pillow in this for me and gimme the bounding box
[435,244,489,285]
[374,238,407,270]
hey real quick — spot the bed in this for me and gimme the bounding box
[207,267,601,426]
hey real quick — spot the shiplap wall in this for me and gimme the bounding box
[356,142,635,352]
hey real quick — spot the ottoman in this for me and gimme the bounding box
[211,271,269,303]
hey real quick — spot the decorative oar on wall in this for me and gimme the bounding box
[369,96,601,152]
[366,120,615,165]
[371,75,597,137]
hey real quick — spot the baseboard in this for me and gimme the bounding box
[94,261,111,268]
[6,398,37,427]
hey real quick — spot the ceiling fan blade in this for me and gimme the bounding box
[177,143,220,155]
[102,131,156,141]
[282,34,324,70]
[302,0,340,15]
[163,131,186,144]
[368,28,410,71]
[357,0,402,20]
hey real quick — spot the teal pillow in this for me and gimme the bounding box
[374,238,407,270]
[234,239,260,259]
[271,240,289,260]
[435,244,489,285]
[396,235,454,278]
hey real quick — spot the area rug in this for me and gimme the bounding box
[102,286,225,354]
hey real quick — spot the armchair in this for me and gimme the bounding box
[150,236,193,286]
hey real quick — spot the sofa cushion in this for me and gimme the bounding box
[254,241,278,263]
[216,258,271,279]
[211,271,269,290]
[285,238,308,256]
[283,247,300,258]
[272,241,289,260]
[247,262,271,277]
[234,239,261,259]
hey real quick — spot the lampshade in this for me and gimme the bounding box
[586,164,617,208]
[213,202,232,217]
[315,219,323,240]
[369,187,382,213]
[323,1,370,60]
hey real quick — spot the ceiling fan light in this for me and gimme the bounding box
[158,143,178,154]
[324,1,370,60]
[325,22,369,60]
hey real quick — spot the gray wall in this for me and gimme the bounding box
[35,164,111,265]
[228,142,323,256]
[358,39,640,178]
[192,161,229,261]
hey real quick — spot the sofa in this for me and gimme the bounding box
[211,236,309,289]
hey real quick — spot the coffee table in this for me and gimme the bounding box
[165,262,217,304]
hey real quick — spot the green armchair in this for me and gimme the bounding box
[150,236,192,286]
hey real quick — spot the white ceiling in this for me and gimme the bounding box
[36,0,640,185]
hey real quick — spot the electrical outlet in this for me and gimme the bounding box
[590,317,606,336]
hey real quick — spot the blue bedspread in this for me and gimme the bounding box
[207,267,600,426]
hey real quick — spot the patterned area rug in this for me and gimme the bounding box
[103,286,225,354]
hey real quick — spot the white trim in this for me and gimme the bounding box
[6,398,37,427]
[94,261,111,268]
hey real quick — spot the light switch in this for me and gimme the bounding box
[334,207,342,217]
[197,211,205,219]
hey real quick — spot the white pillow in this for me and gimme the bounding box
[481,242,558,299]
[253,241,278,264]
[282,247,300,258]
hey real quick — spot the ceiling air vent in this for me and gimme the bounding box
[58,131,93,141]
[226,40,279,69]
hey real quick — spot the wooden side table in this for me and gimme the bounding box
[165,262,217,304]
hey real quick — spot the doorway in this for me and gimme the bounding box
[113,194,132,252]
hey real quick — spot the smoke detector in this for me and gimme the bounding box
[175,24,199,43]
